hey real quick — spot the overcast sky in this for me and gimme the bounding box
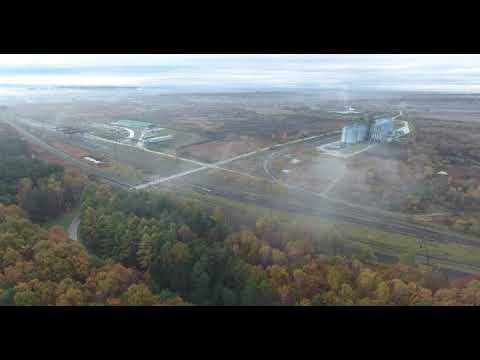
[1,54,480,92]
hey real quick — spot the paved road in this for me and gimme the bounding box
[68,216,80,241]
[87,134,208,167]
[256,142,480,248]
[4,114,321,191]
[8,112,477,251]
[393,111,403,120]
[133,131,341,189]
[115,126,134,139]
[261,134,447,223]
[3,118,134,188]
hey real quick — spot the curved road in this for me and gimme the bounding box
[6,113,479,252]
[68,215,80,241]
[259,143,480,248]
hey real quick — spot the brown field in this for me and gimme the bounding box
[180,138,261,163]
[50,142,90,158]
[409,111,480,123]
[173,117,223,131]
[30,144,70,167]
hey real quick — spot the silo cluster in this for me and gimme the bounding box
[341,122,368,144]
[340,117,395,145]
[369,118,394,142]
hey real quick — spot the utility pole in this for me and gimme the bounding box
[418,239,431,267]
[425,245,431,266]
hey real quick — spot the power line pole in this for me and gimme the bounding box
[418,239,431,267]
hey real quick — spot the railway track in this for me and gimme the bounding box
[6,114,480,259]
[257,133,480,248]
[187,180,480,248]
[184,184,480,274]
[2,117,136,189]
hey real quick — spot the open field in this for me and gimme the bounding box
[31,144,71,167]
[50,141,90,158]
[179,138,263,163]
[76,134,200,180]
[272,153,346,194]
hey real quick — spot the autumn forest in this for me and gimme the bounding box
[1,130,480,306]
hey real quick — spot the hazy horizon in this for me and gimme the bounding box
[2,54,480,93]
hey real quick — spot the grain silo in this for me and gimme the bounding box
[370,118,394,143]
[341,122,369,144]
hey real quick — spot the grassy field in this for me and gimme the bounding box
[144,142,172,152]
[88,136,198,178]
[43,207,80,232]
[145,128,174,139]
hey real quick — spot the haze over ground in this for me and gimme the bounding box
[1,54,480,93]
